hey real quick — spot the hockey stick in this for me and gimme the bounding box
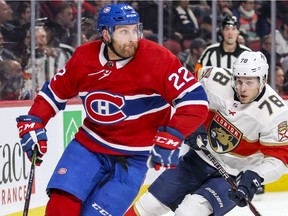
[196,138,262,216]
[23,146,38,216]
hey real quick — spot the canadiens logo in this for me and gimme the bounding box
[103,7,111,13]
[208,112,242,153]
[57,168,68,175]
[84,91,127,124]
[278,121,288,142]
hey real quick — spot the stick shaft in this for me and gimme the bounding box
[196,138,262,216]
[23,147,38,216]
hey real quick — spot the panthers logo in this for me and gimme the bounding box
[208,112,242,153]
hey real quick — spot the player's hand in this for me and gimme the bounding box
[228,170,263,207]
[184,124,207,150]
[16,115,48,166]
[148,126,183,170]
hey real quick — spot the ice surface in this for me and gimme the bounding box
[163,191,288,216]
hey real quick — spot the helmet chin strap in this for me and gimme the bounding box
[101,38,128,60]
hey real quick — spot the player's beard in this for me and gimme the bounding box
[115,41,138,58]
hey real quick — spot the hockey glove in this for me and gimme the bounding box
[184,124,208,150]
[16,115,48,166]
[148,126,184,170]
[228,170,263,207]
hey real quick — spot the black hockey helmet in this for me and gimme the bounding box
[221,16,239,29]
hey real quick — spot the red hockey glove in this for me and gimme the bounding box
[16,115,48,166]
[148,126,184,170]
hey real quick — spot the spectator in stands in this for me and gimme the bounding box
[235,0,259,40]
[237,34,245,45]
[177,38,207,72]
[194,15,212,45]
[171,0,199,42]
[260,34,283,87]
[275,66,285,95]
[189,1,211,21]
[78,1,112,43]
[46,2,76,47]
[137,1,177,43]
[275,19,288,59]
[282,67,288,97]
[277,2,288,28]
[10,1,30,28]
[39,1,59,21]
[33,26,51,89]
[276,18,288,88]
[216,0,234,26]
[81,16,97,44]
[44,21,74,72]
[256,1,271,39]
[0,31,16,61]
[194,15,251,71]
[33,26,72,90]
[0,59,28,100]
[9,26,31,70]
[0,0,14,42]
[260,34,281,68]
[237,33,246,45]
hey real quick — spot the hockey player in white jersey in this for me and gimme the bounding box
[126,51,288,216]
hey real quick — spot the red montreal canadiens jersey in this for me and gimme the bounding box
[197,67,288,183]
[29,39,208,156]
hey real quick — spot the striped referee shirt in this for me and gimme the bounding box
[195,42,251,70]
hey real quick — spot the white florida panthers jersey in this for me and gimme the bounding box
[196,67,288,184]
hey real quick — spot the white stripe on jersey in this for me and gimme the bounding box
[82,124,153,152]
[38,91,60,114]
[48,83,68,103]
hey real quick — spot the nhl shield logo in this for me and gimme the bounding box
[208,112,242,153]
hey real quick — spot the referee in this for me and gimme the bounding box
[194,16,251,71]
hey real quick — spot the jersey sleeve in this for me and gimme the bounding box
[259,111,288,165]
[254,114,288,183]
[156,52,209,138]
[29,47,83,125]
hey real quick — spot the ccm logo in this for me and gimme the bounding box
[18,122,36,133]
[154,135,180,147]
[91,202,112,216]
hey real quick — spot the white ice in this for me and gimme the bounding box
[163,191,288,216]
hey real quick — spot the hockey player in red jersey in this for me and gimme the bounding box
[16,3,208,216]
[126,51,288,216]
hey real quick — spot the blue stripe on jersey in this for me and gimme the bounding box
[39,81,67,111]
[123,94,168,116]
[174,85,208,106]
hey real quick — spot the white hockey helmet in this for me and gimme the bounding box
[232,51,269,91]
